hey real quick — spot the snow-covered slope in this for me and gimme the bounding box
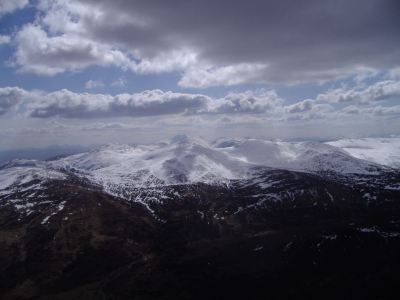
[0,136,396,204]
[50,136,251,188]
[0,159,66,195]
[214,138,384,174]
[326,137,400,168]
[50,135,385,188]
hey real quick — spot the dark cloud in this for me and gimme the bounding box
[78,0,400,84]
[12,0,400,86]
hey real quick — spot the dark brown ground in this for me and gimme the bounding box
[1,173,400,300]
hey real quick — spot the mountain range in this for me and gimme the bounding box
[0,136,399,299]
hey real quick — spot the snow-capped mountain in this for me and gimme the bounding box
[0,135,397,221]
[0,136,398,202]
[49,135,250,187]
[48,135,392,184]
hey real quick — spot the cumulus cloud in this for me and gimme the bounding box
[13,89,210,118]
[106,91,209,118]
[0,86,285,118]
[1,81,399,122]
[9,0,400,87]
[14,24,136,75]
[316,80,400,104]
[209,90,282,114]
[0,0,28,18]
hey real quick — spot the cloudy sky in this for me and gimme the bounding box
[1,0,400,150]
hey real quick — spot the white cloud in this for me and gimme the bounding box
[15,88,210,118]
[0,87,282,118]
[1,81,399,130]
[14,24,136,75]
[134,50,198,74]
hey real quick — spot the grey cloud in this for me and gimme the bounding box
[0,0,28,18]
[12,0,400,86]
[81,122,131,131]
[341,105,360,115]
[369,105,400,116]
[284,104,334,121]
[286,100,314,113]
[108,91,209,117]
[27,89,210,118]
[1,87,283,118]
[389,68,400,79]
[210,90,282,114]
[0,87,26,115]
[340,104,400,117]
[1,84,399,121]
[48,0,400,82]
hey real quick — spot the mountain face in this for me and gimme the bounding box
[1,136,400,299]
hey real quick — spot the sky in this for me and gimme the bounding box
[0,0,400,151]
